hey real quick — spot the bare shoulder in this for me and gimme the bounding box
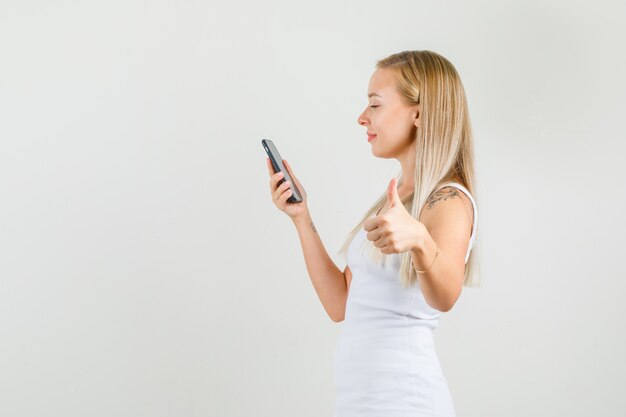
[419,186,474,238]
[416,186,474,275]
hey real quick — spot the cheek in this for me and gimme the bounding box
[389,110,414,135]
[376,113,414,144]
[380,113,405,135]
[372,108,409,137]
[372,111,392,131]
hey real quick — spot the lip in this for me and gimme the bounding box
[367,133,377,142]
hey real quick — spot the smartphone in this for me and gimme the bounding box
[261,139,303,204]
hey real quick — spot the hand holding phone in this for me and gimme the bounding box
[262,139,309,220]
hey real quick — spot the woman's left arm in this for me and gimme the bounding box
[363,180,473,312]
[411,188,473,312]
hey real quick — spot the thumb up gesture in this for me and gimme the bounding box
[363,178,426,254]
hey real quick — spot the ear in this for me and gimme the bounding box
[413,103,421,128]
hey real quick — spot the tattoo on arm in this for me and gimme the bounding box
[425,187,474,232]
[309,221,317,234]
[425,187,461,210]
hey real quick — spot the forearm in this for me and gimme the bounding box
[291,211,347,321]
[410,233,462,312]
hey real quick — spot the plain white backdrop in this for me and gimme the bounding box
[1,1,625,416]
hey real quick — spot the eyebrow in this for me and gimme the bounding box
[368,93,382,98]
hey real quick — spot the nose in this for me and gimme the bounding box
[357,109,368,126]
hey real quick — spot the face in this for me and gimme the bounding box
[357,68,420,158]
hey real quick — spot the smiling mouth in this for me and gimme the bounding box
[367,134,377,142]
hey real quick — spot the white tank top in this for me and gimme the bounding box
[348,181,477,325]
[333,182,476,416]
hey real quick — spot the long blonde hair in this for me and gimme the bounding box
[337,50,481,289]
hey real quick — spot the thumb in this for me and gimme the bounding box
[387,178,402,207]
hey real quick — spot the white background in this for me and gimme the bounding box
[1,1,625,416]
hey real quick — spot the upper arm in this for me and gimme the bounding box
[419,186,474,279]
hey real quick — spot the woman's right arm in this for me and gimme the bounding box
[266,157,349,322]
[291,211,350,322]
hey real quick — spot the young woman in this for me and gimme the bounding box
[266,50,479,417]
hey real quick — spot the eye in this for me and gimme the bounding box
[369,105,379,108]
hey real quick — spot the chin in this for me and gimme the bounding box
[371,148,394,159]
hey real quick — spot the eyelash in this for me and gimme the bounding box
[369,105,379,108]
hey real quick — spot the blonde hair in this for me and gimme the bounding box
[337,50,481,290]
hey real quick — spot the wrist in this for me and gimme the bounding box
[410,227,441,274]
[291,210,312,227]
[411,223,428,254]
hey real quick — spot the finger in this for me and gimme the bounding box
[266,157,272,175]
[269,170,285,190]
[280,186,293,204]
[268,159,284,188]
[267,158,285,184]
[383,242,396,254]
[283,160,305,197]
[363,218,379,233]
[273,179,291,200]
